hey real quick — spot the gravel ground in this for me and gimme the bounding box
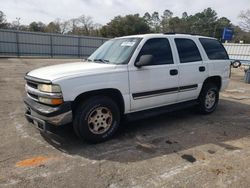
[0,58,250,188]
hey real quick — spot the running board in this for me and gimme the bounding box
[125,100,198,121]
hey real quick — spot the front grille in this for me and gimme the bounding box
[25,76,62,104]
[25,77,42,102]
[26,80,40,102]
[27,81,38,89]
[27,92,39,100]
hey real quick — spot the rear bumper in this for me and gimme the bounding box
[24,97,72,130]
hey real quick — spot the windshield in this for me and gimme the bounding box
[88,37,142,64]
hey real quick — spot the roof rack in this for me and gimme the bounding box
[164,32,198,36]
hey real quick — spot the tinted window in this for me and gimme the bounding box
[136,38,173,65]
[199,38,229,60]
[175,38,202,63]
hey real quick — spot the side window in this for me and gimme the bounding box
[175,38,202,63]
[136,38,173,65]
[199,38,229,60]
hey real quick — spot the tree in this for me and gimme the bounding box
[161,9,173,32]
[180,12,190,33]
[168,17,182,32]
[233,25,250,43]
[0,8,248,41]
[187,8,218,36]
[143,12,152,26]
[239,10,250,31]
[214,17,231,39]
[45,22,61,33]
[52,19,71,34]
[29,21,46,32]
[182,12,188,19]
[0,11,8,28]
[100,14,150,37]
[68,18,78,34]
[64,15,101,36]
[143,12,161,32]
[151,12,161,32]
[76,15,94,35]
[90,23,102,36]
[162,9,173,20]
[10,21,28,31]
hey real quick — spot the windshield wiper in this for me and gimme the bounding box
[93,59,109,63]
[86,58,93,62]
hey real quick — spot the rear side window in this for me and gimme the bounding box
[199,38,229,60]
[136,38,174,65]
[175,38,202,63]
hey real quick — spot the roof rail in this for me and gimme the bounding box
[164,32,198,36]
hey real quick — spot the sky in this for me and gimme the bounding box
[0,0,249,26]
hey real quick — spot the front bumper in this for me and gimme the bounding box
[24,97,72,131]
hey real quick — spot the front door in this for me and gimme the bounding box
[128,38,179,112]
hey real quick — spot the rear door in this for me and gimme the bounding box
[173,38,208,102]
[199,38,231,91]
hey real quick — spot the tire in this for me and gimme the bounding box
[73,96,120,143]
[232,61,241,68]
[197,83,219,114]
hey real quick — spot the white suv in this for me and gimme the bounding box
[24,33,232,143]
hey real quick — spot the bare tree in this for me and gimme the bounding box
[91,23,102,36]
[77,15,94,35]
[239,10,250,32]
[70,18,79,34]
[55,16,100,36]
[11,17,21,30]
[55,18,71,34]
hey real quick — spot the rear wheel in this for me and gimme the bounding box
[197,83,219,114]
[73,96,120,143]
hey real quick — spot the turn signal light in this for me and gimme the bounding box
[38,97,63,105]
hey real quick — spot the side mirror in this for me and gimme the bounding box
[135,55,154,68]
[231,60,241,68]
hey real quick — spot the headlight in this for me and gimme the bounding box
[37,84,63,105]
[38,97,63,105]
[38,84,61,93]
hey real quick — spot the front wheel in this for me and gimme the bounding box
[73,96,120,143]
[197,83,219,114]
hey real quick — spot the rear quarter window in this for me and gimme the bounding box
[199,38,229,60]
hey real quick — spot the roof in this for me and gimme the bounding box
[117,33,216,40]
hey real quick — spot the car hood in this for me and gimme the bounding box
[27,61,118,81]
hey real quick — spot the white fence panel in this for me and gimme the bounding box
[223,43,250,61]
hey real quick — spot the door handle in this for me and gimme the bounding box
[199,66,206,72]
[170,69,178,76]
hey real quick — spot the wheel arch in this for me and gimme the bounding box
[72,88,125,116]
[202,76,222,91]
